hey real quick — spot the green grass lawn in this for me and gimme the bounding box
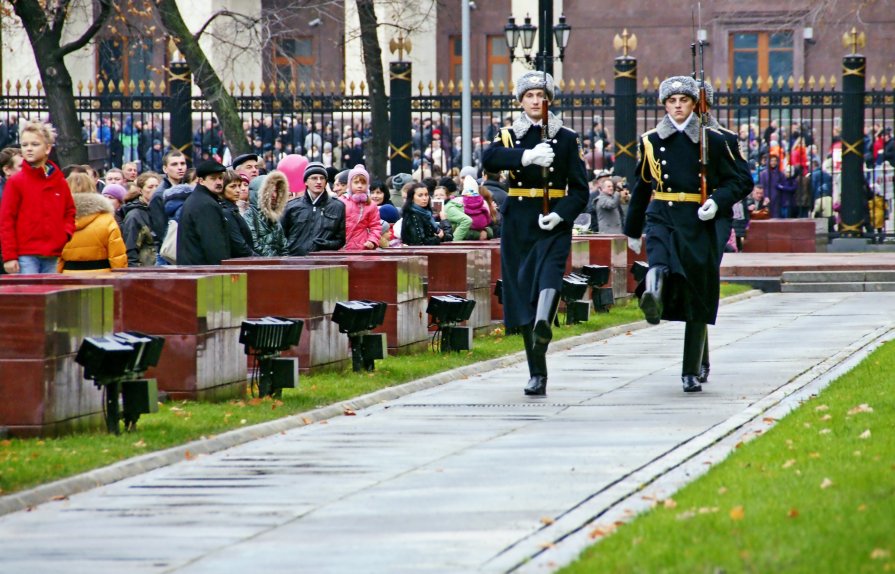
[561,337,895,574]
[5,286,755,496]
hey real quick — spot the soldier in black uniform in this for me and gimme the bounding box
[624,76,752,393]
[483,71,589,396]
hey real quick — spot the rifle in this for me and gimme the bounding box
[695,2,709,204]
[541,69,550,216]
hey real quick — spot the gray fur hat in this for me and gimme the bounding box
[515,71,555,102]
[659,75,699,104]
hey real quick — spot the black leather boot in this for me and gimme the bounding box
[698,328,710,383]
[682,321,706,393]
[532,288,560,355]
[640,267,667,325]
[522,328,547,396]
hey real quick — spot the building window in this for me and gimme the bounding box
[729,32,793,89]
[487,35,509,89]
[449,36,463,83]
[98,37,155,92]
[272,37,314,87]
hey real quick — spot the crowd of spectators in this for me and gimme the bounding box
[1,114,893,276]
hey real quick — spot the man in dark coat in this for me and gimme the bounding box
[176,160,231,265]
[482,70,589,397]
[624,75,751,393]
[280,161,346,256]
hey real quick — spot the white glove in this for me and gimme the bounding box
[698,198,718,221]
[538,212,563,231]
[627,236,642,254]
[521,142,555,167]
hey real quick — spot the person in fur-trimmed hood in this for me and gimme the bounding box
[244,171,288,256]
[58,173,127,273]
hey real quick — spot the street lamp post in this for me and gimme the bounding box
[504,4,571,76]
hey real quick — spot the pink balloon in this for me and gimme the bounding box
[277,154,308,194]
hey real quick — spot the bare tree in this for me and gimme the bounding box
[153,0,257,157]
[11,0,113,166]
[355,0,389,179]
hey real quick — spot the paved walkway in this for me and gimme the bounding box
[1,292,893,574]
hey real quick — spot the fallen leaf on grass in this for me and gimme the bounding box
[815,404,829,412]
[859,429,872,439]
[819,428,832,435]
[809,452,821,459]
[870,549,891,560]
[782,459,797,469]
[820,478,834,489]
[132,440,146,448]
[664,498,677,509]
[698,507,719,515]
[858,504,867,512]
[540,516,555,526]
[820,414,832,421]
[0,440,11,447]
[676,510,696,521]
[848,403,874,415]
[787,508,799,518]
[240,419,247,425]
[729,505,745,521]
[718,486,728,495]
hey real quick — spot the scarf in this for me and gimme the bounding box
[410,203,439,232]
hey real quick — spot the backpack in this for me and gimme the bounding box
[159,219,178,264]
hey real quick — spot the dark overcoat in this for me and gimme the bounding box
[624,116,751,324]
[482,114,588,329]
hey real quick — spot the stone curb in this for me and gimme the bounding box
[0,290,763,517]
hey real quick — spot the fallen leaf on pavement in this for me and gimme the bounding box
[540,516,555,526]
[50,495,68,501]
[184,450,196,461]
[343,407,356,416]
[589,527,606,539]
[302,417,312,425]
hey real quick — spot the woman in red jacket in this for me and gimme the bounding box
[0,120,75,274]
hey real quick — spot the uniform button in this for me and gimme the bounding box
[549,167,555,172]
[548,181,553,185]
[661,160,667,165]
[552,139,557,143]
[668,201,673,206]
[660,147,666,152]
[663,174,669,179]
[516,140,521,144]
[518,197,523,202]
[667,187,673,191]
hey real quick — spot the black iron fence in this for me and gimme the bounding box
[0,75,893,178]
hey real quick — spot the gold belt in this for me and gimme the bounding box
[653,191,703,203]
[508,187,566,199]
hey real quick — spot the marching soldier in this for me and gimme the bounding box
[624,76,752,393]
[483,71,589,396]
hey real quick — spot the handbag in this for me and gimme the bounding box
[159,219,178,263]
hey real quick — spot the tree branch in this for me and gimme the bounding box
[58,0,113,56]
[193,9,262,42]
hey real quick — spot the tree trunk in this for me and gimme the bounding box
[356,0,389,180]
[12,1,87,166]
[154,0,250,158]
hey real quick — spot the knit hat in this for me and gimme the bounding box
[391,172,413,192]
[378,204,400,224]
[658,75,699,104]
[336,170,350,185]
[459,166,478,180]
[461,175,479,196]
[347,164,370,188]
[101,183,126,202]
[303,161,328,182]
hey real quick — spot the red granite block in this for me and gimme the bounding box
[564,237,594,275]
[0,356,104,437]
[370,299,428,353]
[144,329,246,401]
[575,235,628,268]
[0,284,112,359]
